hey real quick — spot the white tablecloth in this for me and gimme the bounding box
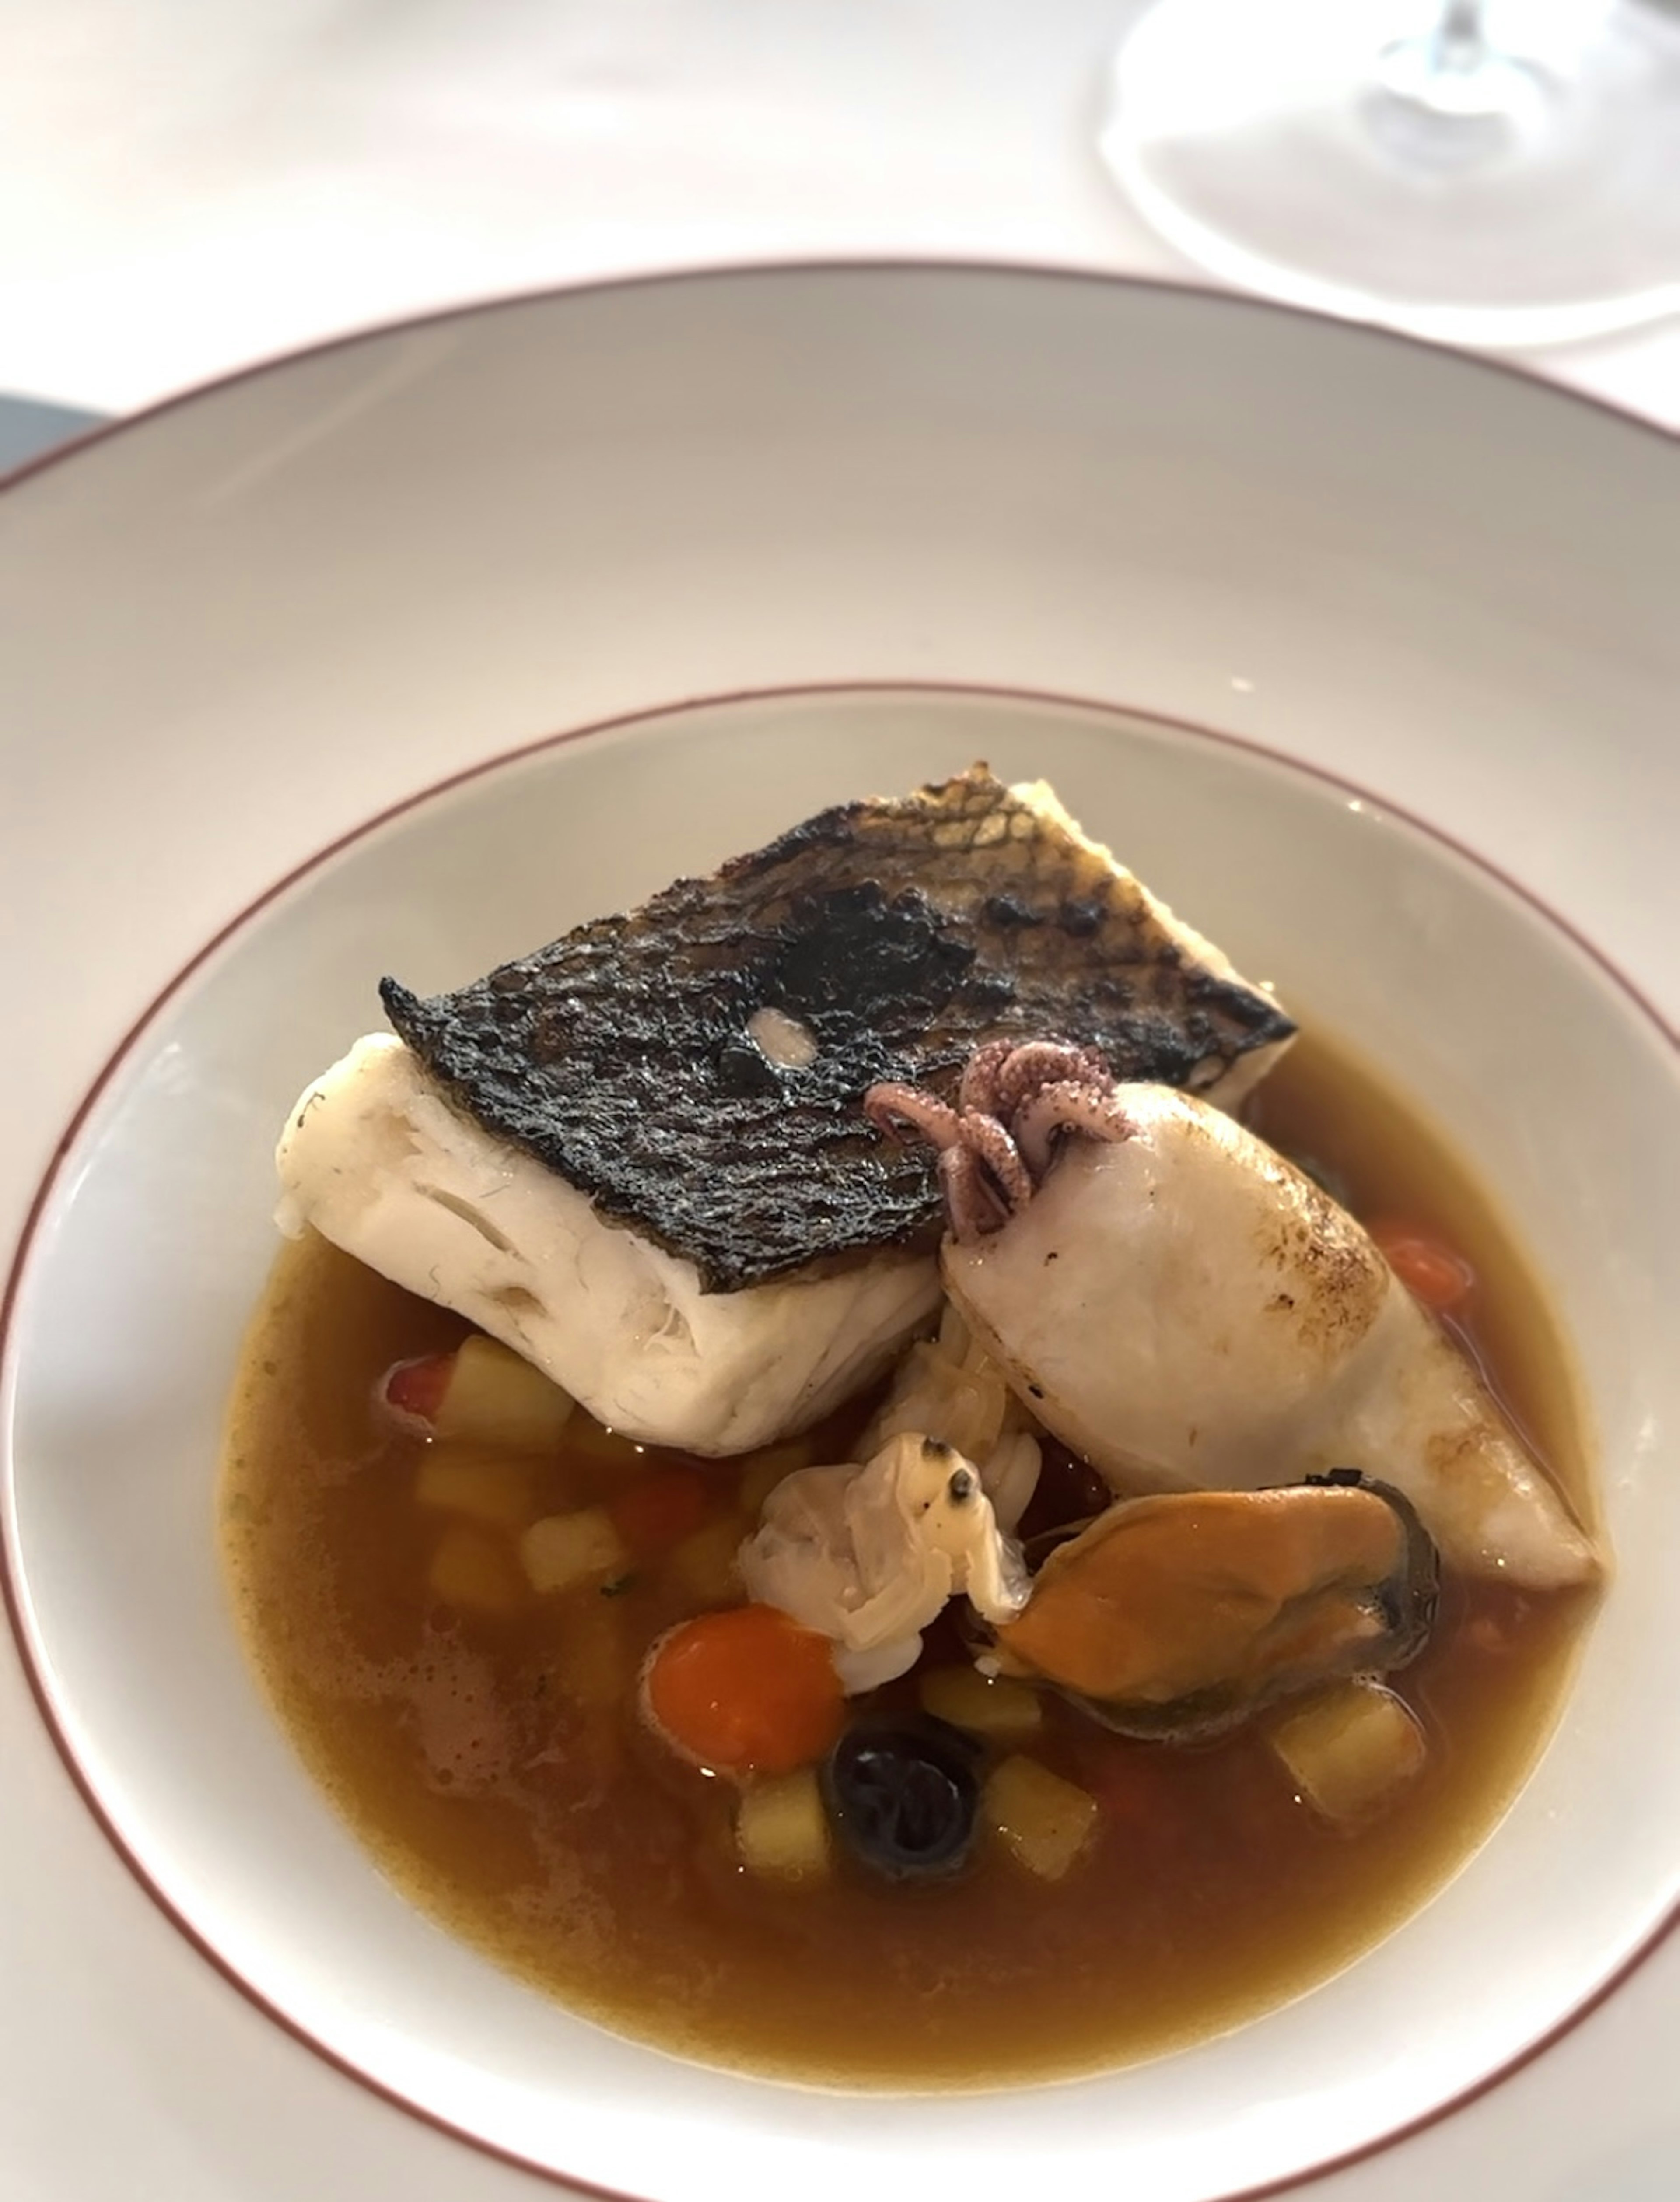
[1,0,1676,428]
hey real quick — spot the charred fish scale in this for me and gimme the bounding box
[382,884,968,1290]
[380,765,1295,1294]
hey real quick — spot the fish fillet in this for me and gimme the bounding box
[277,767,1293,1453]
[276,1036,941,1455]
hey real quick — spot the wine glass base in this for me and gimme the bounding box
[1099,0,1680,349]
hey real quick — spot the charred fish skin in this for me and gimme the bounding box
[381,765,1295,1294]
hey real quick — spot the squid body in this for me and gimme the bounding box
[889,1069,1598,1591]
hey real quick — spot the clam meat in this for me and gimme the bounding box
[739,1432,1030,1693]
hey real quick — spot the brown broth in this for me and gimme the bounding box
[221,1029,1599,2087]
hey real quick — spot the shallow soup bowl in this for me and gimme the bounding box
[4,673,1678,2202]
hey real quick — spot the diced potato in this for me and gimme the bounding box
[1270,1681,1427,1823]
[427,1523,528,1614]
[737,1438,815,1516]
[434,1335,575,1452]
[668,1516,748,1606]
[735,1768,831,1882]
[520,1508,629,1594]
[985,1755,1099,1881]
[918,1665,1043,1742]
[414,1445,540,1530]
[555,1599,632,1711]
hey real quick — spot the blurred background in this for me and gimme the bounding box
[2,0,1677,458]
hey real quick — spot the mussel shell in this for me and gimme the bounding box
[1305,1469,1438,1660]
[980,1471,1439,1745]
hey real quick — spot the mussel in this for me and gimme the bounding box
[987,1471,1438,1743]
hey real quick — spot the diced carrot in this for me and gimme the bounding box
[1367,1221,1475,1314]
[382,1351,455,1428]
[608,1466,711,1558]
[641,1605,844,1776]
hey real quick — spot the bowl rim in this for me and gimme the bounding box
[3,671,1677,2201]
[0,257,1673,511]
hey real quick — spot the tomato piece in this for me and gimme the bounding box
[381,1351,455,1429]
[1367,1220,1475,1314]
[608,1466,711,1557]
[1073,1736,1181,1832]
[642,1605,844,1775]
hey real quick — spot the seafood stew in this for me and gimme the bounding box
[225,1032,1594,2085]
[227,769,1601,2085]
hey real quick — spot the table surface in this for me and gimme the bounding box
[1,0,1677,440]
[3,7,1676,2201]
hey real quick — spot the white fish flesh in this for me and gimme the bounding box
[276,1035,941,1455]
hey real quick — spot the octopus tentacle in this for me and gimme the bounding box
[864,1083,964,1150]
[867,1043,1129,1239]
[959,1038,1017,1118]
[995,1040,1112,1117]
[961,1109,1035,1214]
[1014,1081,1136,1179]
[941,1145,1010,1243]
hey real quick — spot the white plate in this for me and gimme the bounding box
[2,266,1677,2202]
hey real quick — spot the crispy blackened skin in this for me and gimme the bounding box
[381,765,1295,1293]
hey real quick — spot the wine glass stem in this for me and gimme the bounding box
[1378,0,1535,133]
[1431,0,1488,71]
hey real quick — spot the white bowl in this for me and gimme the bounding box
[7,677,1680,2202]
[2,268,1677,2202]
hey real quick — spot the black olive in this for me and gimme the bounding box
[821,1718,981,1882]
